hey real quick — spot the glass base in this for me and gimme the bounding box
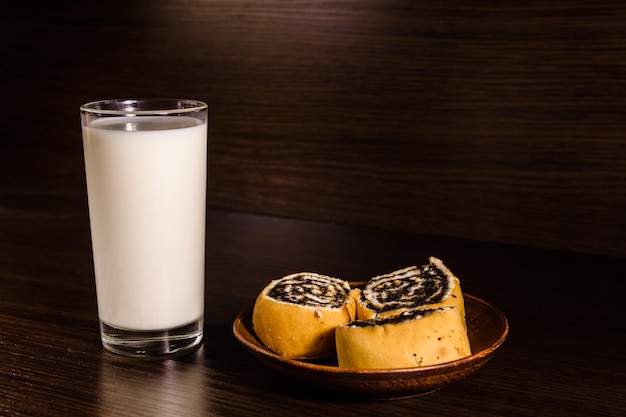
[100,318,203,358]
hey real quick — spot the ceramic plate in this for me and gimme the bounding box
[233,293,508,400]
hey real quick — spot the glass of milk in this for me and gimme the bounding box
[80,98,208,357]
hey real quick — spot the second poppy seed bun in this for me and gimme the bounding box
[355,257,466,323]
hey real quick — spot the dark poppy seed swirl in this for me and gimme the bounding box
[360,261,453,314]
[267,273,351,309]
[346,307,451,328]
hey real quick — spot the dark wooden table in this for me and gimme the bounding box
[1,192,625,416]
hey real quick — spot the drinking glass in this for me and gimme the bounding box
[80,98,208,357]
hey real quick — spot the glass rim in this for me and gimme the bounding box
[80,98,208,116]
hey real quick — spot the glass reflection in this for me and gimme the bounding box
[97,347,210,416]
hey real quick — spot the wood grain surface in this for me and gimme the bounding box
[2,1,626,257]
[1,195,625,416]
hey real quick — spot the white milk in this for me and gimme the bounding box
[83,116,206,331]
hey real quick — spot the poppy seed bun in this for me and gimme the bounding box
[355,257,466,323]
[252,272,356,359]
[338,257,471,369]
[336,306,471,369]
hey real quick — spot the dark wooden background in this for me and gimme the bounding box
[3,0,626,258]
